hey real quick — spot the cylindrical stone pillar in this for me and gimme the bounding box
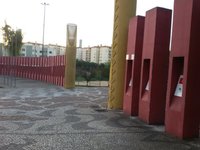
[64,24,77,89]
[108,0,137,109]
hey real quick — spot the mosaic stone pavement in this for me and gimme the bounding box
[0,77,199,150]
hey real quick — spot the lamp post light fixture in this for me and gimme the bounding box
[41,2,49,57]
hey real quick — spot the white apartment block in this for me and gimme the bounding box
[99,46,111,64]
[76,46,111,64]
[48,44,66,56]
[76,47,82,60]
[90,46,100,64]
[20,42,65,57]
[81,47,91,62]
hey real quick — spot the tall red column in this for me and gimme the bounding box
[165,0,200,139]
[123,16,145,116]
[139,7,171,124]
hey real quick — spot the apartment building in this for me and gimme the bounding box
[48,44,66,56]
[99,46,111,64]
[20,42,65,57]
[76,46,111,64]
[90,46,100,64]
[81,47,91,62]
[76,47,82,60]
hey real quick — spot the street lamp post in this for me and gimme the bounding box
[41,2,49,57]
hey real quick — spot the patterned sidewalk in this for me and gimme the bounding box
[0,77,199,150]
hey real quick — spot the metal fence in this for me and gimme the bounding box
[0,56,65,87]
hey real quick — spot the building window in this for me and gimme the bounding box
[49,51,52,54]
[22,48,25,51]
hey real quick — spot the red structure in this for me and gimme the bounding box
[0,55,65,87]
[139,7,171,124]
[165,0,200,139]
[123,16,145,116]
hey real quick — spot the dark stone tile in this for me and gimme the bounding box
[64,109,79,115]
[0,115,48,122]
[37,109,56,117]
[45,102,70,108]
[64,116,81,123]
[37,125,55,132]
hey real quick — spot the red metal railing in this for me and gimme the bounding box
[0,56,66,87]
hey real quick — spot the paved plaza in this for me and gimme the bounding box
[0,77,199,150]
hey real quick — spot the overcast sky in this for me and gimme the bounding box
[0,0,174,47]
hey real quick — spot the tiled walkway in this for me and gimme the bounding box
[0,77,199,150]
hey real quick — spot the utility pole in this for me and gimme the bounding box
[41,2,49,57]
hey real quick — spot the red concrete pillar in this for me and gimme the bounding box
[123,16,145,116]
[139,7,171,124]
[165,0,200,139]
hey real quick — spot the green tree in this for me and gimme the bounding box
[76,60,110,85]
[76,60,98,85]
[101,62,110,80]
[2,22,23,56]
